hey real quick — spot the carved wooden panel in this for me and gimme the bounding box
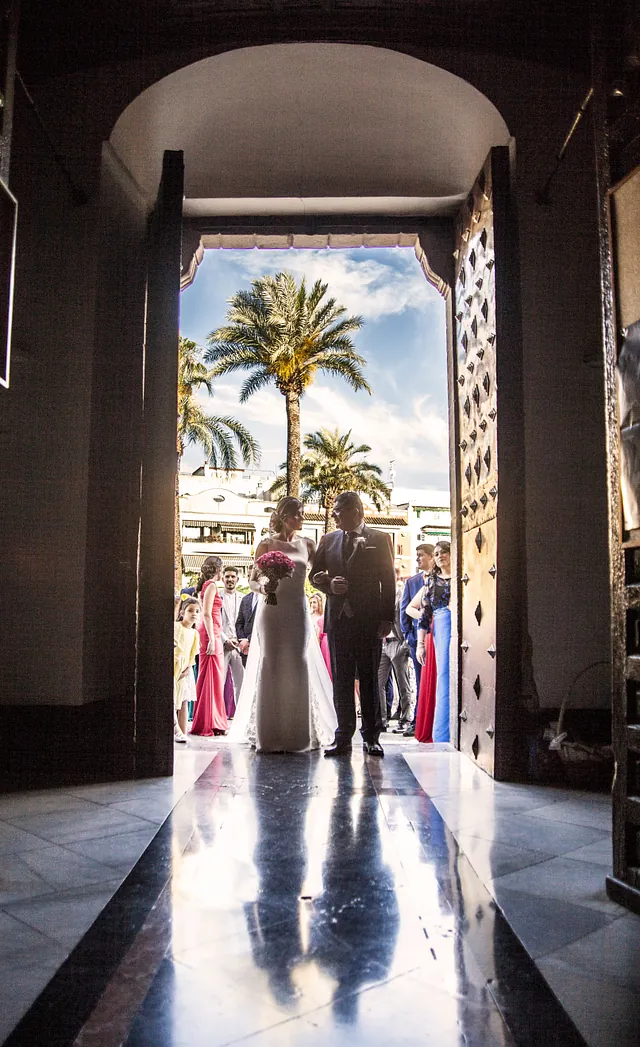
[454,152,514,777]
[608,165,640,910]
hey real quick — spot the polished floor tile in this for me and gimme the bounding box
[5,806,160,847]
[63,827,160,871]
[0,845,119,904]
[481,886,617,959]
[4,879,124,946]
[112,751,585,1047]
[457,810,609,857]
[536,956,640,1047]
[430,789,567,833]
[0,910,57,959]
[1,749,602,1047]
[0,821,49,856]
[489,856,625,916]
[454,833,550,882]
[561,836,613,867]
[545,913,640,991]
[525,799,612,832]
[107,796,183,825]
[0,946,70,1044]
[0,793,98,821]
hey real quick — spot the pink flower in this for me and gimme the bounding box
[255,551,296,605]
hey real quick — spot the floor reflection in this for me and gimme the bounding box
[244,754,315,1007]
[242,754,400,1024]
[110,750,588,1047]
[311,757,399,1023]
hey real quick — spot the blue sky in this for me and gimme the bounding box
[179,247,449,490]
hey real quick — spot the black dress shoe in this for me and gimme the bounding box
[324,743,352,758]
[392,722,409,734]
[403,725,416,737]
[362,741,384,757]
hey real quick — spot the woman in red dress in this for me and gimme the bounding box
[190,556,228,736]
[414,631,437,743]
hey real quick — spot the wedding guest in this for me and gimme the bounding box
[406,541,452,743]
[400,544,435,737]
[309,592,332,678]
[174,598,199,742]
[378,583,414,733]
[190,556,228,737]
[236,589,259,665]
[220,566,245,717]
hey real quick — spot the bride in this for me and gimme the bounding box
[229,496,338,753]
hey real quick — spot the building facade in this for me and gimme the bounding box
[178,468,449,581]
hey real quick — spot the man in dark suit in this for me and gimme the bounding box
[311,491,395,758]
[235,589,259,666]
[399,543,434,736]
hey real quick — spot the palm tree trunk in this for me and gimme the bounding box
[324,489,337,533]
[285,390,301,497]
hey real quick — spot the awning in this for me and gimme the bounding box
[181,519,255,530]
[302,512,408,526]
[182,552,253,572]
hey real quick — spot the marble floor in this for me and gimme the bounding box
[0,744,605,1047]
[406,750,640,1047]
[0,749,216,1043]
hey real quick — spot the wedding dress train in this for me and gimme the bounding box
[229,537,337,752]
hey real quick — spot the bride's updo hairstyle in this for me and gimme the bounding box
[270,496,302,536]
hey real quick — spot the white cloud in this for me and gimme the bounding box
[222,248,440,322]
[181,247,449,487]
[186,377,450,487]
[301,383,449,483]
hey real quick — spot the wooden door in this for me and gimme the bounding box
[453,147,525,779]
[83,144,151,781]
[607,165,640,912]
[135,150,184,778]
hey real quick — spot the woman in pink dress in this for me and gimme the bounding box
[190,556,228,736]
[309,592,332,679]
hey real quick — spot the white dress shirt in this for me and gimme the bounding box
[221,590,242,644]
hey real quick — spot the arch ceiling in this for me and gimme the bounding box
[110,43,510,217]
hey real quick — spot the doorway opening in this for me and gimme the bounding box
[100,41,525,782]
[177,237,452,745]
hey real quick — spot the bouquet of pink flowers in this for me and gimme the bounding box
[255,550,296,606]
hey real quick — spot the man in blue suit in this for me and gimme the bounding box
[399,543,434,737]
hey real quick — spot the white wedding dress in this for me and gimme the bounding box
[228,537,338,752]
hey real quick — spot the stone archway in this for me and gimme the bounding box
[97,42,521,777]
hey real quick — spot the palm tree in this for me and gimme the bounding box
[205,272,370,497]
[178,337,260,469]
[270,428,391,532]
[175,337,260,588]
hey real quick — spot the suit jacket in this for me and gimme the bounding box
[221,590,243,642]
[235,592,258,643]
[311,525,395,635]
[400,572,425,646]
[387,585,408,644]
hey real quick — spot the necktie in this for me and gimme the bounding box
[344,530,357,562]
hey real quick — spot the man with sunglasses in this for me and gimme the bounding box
[311,491,395,757]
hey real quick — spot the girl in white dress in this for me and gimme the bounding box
[229,497,337,753]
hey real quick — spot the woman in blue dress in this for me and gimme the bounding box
[406,541,452,743]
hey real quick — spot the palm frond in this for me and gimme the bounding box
[213,415,261,465]
[239,367,275,403]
